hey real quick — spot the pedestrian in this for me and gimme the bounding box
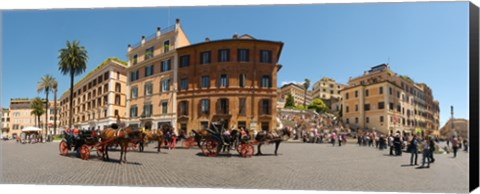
[139,127,146,152]
[451,136,459,158]
[393,133,402,156]
[420,137,430,168]
[338,133,342,146]
[331,132,336,146]
[410,135,418,166]
[429,136,435,163]
[463,139,469,152]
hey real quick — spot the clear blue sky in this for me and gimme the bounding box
[1,2,469,127]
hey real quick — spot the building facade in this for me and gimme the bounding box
[440,118,468,138]
[175,34,283,133]
[341,64,440,135]
[1,108,10,138]
[312,77,345,100]
[59,58,128,130]
[8,98,59,138]
[279,83,312,107]
[125,19,190,131]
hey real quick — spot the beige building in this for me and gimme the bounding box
[8,98,60,138]
[59,58,128,130]
[312,77,345,100]
[341,64,440,135]
[125,19,190,131]
[279,83,312,107]
[440,118,468,139]
[1,108,10,138]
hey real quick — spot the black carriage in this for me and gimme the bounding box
[58,129,101,160]
[200,121,255,158]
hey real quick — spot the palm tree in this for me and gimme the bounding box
[37,74,55,136]
[30,97,45,128]
[303,78,310,107]
[52,80,58,135]
[58,40,88,129]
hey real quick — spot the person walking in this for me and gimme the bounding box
[420,137,431,168]
[389,135,394,155]
[331,132,336,146]
[410,135,419,166]
[338,133,343,146]
[451,136,459,158]
[463,139,469,152]
[429,136,435,163]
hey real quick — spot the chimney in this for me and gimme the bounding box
[205,37,210,42]
[128,44,131,52]
[233,33,238,39]
[157,27,161,37]
[141,35,145,45]
[175,18,180,30]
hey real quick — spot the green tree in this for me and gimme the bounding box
[30,97,45,128]
[307,98,330,113]
[284,93,295,108]
[37,74,56,136]
[58,40,88,129]
[303,79,310,108]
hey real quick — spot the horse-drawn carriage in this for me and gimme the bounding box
[58,129,103,160]
[199,121,255,158]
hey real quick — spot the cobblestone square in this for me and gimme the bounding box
[0,140,469,193]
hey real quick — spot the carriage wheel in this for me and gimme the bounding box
[200,140,209,156]
[183,137,195,149]
[96,145,104,158]
[79,145,90,160]
[59,140,68,156]
[240,144,254,158]
[205,138,219,157]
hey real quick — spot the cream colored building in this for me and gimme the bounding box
[1,108,10,138]
[312,77,345,100]
[279,83,312,107]
[59,58,128,130]
[341,64,440,135]
[8,98,60,138]
[125,19,190,131]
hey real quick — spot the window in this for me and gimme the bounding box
[98,75,103,83]
[143,104,153,117]
[115,95,120,105]
[345,118,349,124]
[219,99,229,114]
[261,75,271,88]
[364,104,370,111]
[366,117,369,123]
[346,93,349,99]
[330,90,333,94]
[355,90,358,98]
[239,74,246,88]
[238,49,249,62]
[219,74,228,87]
[130,70,140,81]
[131,87,138,99]
[355,104,358,111]
[161,101,168,114]
[132,54,138,65]
[115,83,121,92]
[355,117,358,124]
[201,99,210,114]
[365,89,369,97]
[378,102,385,109]
[179,101,188,116]
[104,72,110,80]
[346,106,349,113]
[389,103,394,110]
[261,99,271,115]
[130,105,138,118]
[161,79,170,92]
[161,60,171,72]
[218,49,230,62]
[104,83,108,93]
[163,40,170,53]
[260,50,272,63]
[144,83,153,96]
[397,91,400,98]
[389,87,393,95]
[145,46,154,60]
[201,76,210,88]
[397,105,401,112]
[380,116,384,122]
[239,98,246,115]
[380,87,383,94]
[145,65,154,77]
[114,109,119,116]
[179,55,190,67]
[180,78,188,91]
[200,51,211,64]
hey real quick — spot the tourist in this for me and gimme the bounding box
[420,137,430,168]
[393,133,402,156]
[338,133,342,146]
[410,135,418,166]
[451,136,459,158]
[463,139,468,152]
[331,131,336,146]
[429,136,435,163]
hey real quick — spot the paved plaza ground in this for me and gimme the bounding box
[0,139,469,193]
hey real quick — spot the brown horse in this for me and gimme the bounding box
[254,127,291,156]
[99,127,142,164]
[142,129,165,153]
